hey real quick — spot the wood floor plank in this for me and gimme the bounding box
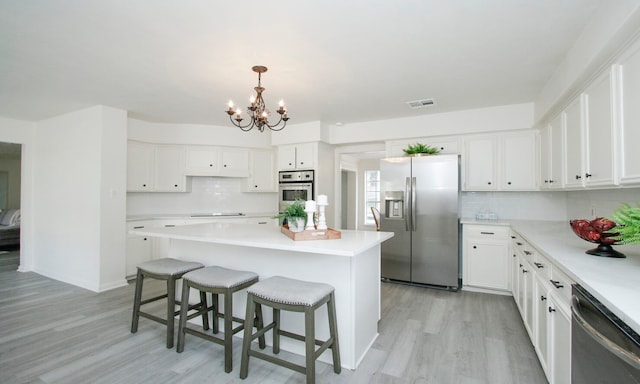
[0,268,547,384]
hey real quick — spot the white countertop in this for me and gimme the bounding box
[129,222,394,257]
[465,219,640,334]
[127,212,276,221]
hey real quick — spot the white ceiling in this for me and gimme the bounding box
[0,0,603,127]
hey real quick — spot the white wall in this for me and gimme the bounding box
[565,188,640,220]
[535,1,640,123]
[460,191,568,222]
[0,117,35,271]
[33,106,127,292]
[328,103,534,144]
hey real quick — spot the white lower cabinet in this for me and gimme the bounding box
[512,228,573,384]
[126,221,153,278]
[462,224,511,292]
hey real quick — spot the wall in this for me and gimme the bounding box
[565,188,640,220]
[328,103,534,145]
[33,106,127,292]
[127,177,277,215]
[461,191,568,221]
[0,117,35,272]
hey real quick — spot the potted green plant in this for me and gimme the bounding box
[275,199,307,232]
[607,203,640,244]
[403,143,441,156]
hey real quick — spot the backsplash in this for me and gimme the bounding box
[461,191,568,221]
[566,188,640,219]
[126,177,278,215]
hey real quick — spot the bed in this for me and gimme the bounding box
[0,209,20,249]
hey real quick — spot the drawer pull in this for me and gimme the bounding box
[165,224,175,227]
[133,226,144,229]
[524,250,532,256]
[550,280,564,289]
[480,231,495,235]
[522,269,529,274]
[548,306,556,313]
[516,242,523,246]
[258,221,267,224]
[534,262,544,268]
[540,295,546,301]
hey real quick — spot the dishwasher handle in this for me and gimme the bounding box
[571,295,640,370]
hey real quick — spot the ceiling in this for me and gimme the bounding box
[0,0,603,127]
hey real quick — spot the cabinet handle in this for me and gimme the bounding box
[548,306,556,313]
[510,236,516,239]
[550,279,564,289]
[487,181,492,185]
[174,184,178,187]
[507,181,512,185]
[258,221,267,224]
[165,224,175,227]
[473,245,477,249]
[142,184,147,187]
[133,226,144,229]
[534,262,544,268]
[585,173,592,178]
[300,162,304,165]
[549,180,554,183]
[544,180,549,183]
[254,185,258,188]
[522,269,528,273]
[524,250,532,255]
[143,237,148,241]
[513,253,516,258]
[575,174,582,180]
[224,164,227,167]
[480,231,494,235]
[516,242,523,246]
[209,164,213,167]
[519,264,523,268]
[440,146,445,151]
[540,295,546,301]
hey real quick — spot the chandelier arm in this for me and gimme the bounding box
[229,114,256,131]
[264,115,287,131]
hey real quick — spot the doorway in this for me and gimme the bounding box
[341,170,357,229]
[0,142,22,271]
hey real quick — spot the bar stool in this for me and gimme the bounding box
[130,258,206,348]
[239,276,341,384]
[176,266,265,373]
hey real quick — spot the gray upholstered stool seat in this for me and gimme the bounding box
[177,266,265,373]
[240,276,341,384]
[130,258,206,349]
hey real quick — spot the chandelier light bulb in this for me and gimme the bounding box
[228,100,234,108]
[236,108,242,115]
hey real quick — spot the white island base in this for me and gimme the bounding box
[130,222,394,370]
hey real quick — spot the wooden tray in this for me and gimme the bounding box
[281,225,342,241]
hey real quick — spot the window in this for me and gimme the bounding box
[364,170,380,225]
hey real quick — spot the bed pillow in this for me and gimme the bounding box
[0,209,19,226]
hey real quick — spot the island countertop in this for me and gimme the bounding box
[129,222,394,257]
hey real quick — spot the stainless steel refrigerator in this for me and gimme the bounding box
[380,154,460,289]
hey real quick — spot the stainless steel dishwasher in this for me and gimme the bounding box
[571,284,640,383]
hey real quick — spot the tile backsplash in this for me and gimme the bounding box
[126,177,278,215]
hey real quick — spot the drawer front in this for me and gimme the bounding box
[532,253,552,279]
[549,267,573,305]
[464,225,510,238]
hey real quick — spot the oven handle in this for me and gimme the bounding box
[571,295,640,370]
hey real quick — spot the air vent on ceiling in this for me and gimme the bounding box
[406,98,435,109]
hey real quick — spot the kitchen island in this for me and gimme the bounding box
[129,222,394,369]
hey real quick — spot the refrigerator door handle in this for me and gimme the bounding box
[405,177,411,231]
[412,177,417,232]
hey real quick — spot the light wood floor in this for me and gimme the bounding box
[0,265,547,383]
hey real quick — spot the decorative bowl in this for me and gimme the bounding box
[569,218,625,258]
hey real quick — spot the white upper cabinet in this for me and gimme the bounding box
[464,135,497,190]
[247,150,276,192]
[618,41,640,185]
[562,97,585,189]
[385,137,461,157]
[219,149,249,177]
[278,143,315,170]
[464,131,537,191]
[501,132,538,190]
[127,141,154,192]
[154,145,188,192]
[185,146,218,175]
[540,115,564,189]
[583,70,617,187]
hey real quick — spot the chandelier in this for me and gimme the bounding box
[225,65,289,132]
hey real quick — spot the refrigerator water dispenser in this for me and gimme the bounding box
[384,192,404,219]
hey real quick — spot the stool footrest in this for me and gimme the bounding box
[138,311,167,325]
[139,293,168,306]
[247,349,306,375]
[278,329,335,359]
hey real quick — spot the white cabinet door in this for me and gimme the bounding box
[463,225,510,292]
[127,141,154,192]
[584,70,617,187]
[618,43,640,185]
[154,145,188,192]
[501,132,537,190]
[548,295,571,384]
[534,275,550,377]
[278,145,297,170]
[295,143,315,169]
[464,136,497,190]
[219,149,249,177]
[247,150,276,192]
[540,125,552,190]
[185,146,219,175]
[549,115,564,189]
[563,98,585,188]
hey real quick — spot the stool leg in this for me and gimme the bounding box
[273,307,280,354]
[212,293,219,334]
[254,302,266,349]
[199,291,209,331]
[304,307,316,384]
[223,289,233,373]
[166,276,177,349]
[176,281,191,353]
[240,294,256,379]
[327,293,341,373]
[130,269,144,333]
